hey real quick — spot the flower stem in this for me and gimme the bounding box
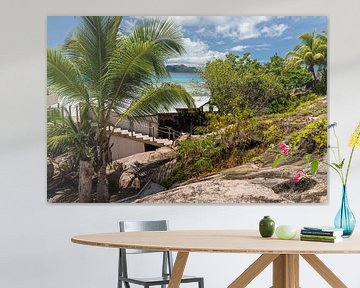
[334,128,342,163]
[344,130,360,185]
[345,145,356,185]
[333,128,345,181]
[325,162,345,184]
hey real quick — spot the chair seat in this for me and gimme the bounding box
[119,275,203,285]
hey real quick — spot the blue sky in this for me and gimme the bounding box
[48,16,327,66]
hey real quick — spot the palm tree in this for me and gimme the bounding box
[47,16,194,202]
[47,106,95,162]
[48,105,96,202]
[285,31,327,89]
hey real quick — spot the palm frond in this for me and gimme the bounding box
[114,83,194,126]
[63,16,122,105]
[129,17,185,56]
[47,107,95,160]
[285,31,327,72]
[104,18,186,117]
[47,49,91,106]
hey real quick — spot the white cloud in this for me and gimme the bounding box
[229,43,270,52]
[196,27,206,34]
[125,16,288,41]
[261,24,288,37]
[167,38,226,66]
[170,16,232,26]
[213,16,271,40]
[282,36,293,40]
[169,16,288,40]
[253,43,270,51]
[230,45,248,52]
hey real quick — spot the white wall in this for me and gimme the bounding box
[1,1,360,287]
[112,115,159,138]
[110,136,145,160]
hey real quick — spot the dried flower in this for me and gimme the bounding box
[327,122,337,129]
[279,143,289,155]
[349,123,360,148]
[293,169,304,183]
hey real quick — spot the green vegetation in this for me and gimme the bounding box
[47,106,95,163]
[286,31,327,94]
[202,31,327,116]
[262,125,284,144]
[163,95,327,187]
[288,117,328,152]
[163,31,327,186]
[265,54,313,91]
[161,135,229,187]
[202,52,317,115]
[47,16,194,202]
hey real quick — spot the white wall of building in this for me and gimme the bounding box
[110,113,159,138]
[1,1,360,288]
[110,136,145,160]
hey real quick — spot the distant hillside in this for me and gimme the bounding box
[166,65,199,73]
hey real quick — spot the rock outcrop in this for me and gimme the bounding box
[108,147,176,196]
[136,161,327,204]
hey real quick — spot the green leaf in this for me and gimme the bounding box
[339,159,345,169]
[272,155,283,168]
[310,160,319,176]
[304,154,311,163]
[332,162,343,169]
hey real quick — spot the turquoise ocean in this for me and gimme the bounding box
[167,72,203,84]
[165,72,208,95]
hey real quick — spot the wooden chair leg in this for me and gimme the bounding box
[168,252,189,288]
[228,254,279,288]
[301,254,347,288]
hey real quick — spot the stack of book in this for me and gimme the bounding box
[300,226,344,243]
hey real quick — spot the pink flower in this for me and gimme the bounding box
[279,143,289,155]
[293,169,304,183]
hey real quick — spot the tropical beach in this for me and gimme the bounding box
[47,16,327,203]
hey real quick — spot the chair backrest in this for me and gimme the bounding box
[118,220,173,282]
[119,220,169,254]
[120,220,168,232]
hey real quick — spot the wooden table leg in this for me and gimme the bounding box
[301,254,347,288]
[168,252,189,288]
[228,254,279,288]
[272,254,299,288]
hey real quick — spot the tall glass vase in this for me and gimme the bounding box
[334,185,356,237]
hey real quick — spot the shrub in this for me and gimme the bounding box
[288,117,327,152]
[203,56,287,115]
[262,125,284,144]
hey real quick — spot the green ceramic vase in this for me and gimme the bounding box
[259,216,275,238]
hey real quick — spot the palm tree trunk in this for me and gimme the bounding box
[95,126,110,203]
[78,159,94,203]
[96,159,109,203]
[310,66,317,90]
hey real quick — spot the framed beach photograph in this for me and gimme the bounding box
[47,16,328,203]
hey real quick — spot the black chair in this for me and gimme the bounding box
[118,220,204,288]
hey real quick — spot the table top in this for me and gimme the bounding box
[71,230,360,254]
